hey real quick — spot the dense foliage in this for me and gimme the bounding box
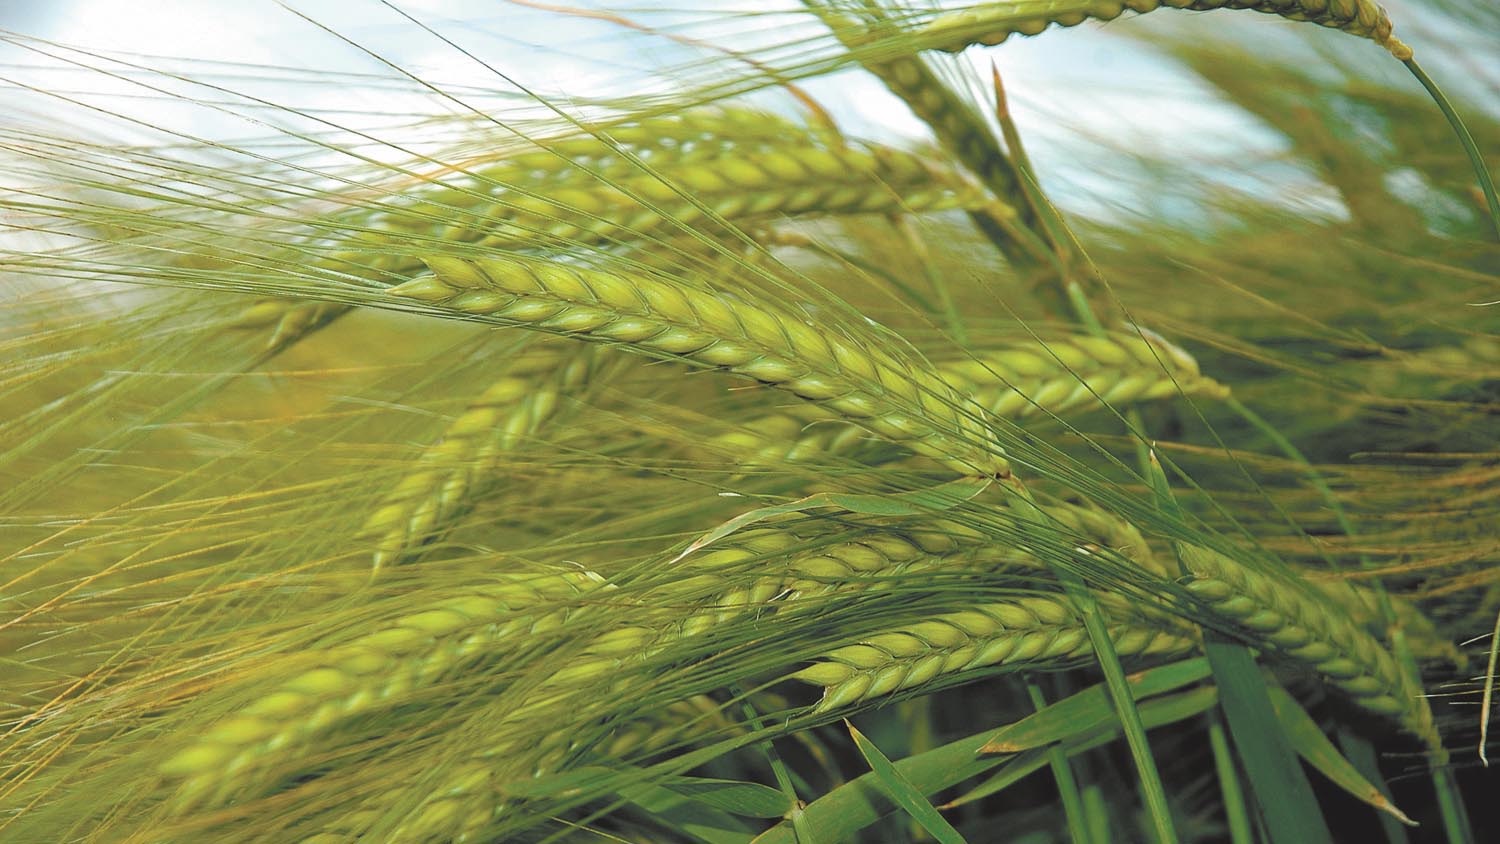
[1,2,1497,842]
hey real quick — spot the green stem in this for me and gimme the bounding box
[1404,59,1500,242]
[1208,715,1254,844]
[1059,571,1180,844]
[1005,481,1177,844]
[733,685,813,843]
[1027,680,1094,844]
[1432,763,1473,844]
[1392,628,1473,844]
[1148,453,1334,844]
[1065,281,1108,338]
[1082,784,1111,844]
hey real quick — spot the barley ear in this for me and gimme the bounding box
[392,255,1009,478]
[921,1,1412,61]
[793,595,1194,712]
[1178,545,1438,747]
[158,569,607,810]
[361,347,603,570]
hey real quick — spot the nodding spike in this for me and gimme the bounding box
[920,1,1408,60]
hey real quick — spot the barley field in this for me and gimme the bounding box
[1,2,1497,842]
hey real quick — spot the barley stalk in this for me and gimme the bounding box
[391,255,1009,478]
[360,346,603,570]
[792,594,1194,711]
[1178,544,1438,745]
[158,569,609,810]
[920,0,1412,61]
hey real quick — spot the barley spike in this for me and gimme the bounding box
[391,256,1009,478]
[231,109,989,349]
[921,1,1411,61]
[1178,544,1438,745]
[938,331,1230,419]
[361,347,603,570]
[159,569,608,810]
[793,594,1194,711]
[713,331,1226,468]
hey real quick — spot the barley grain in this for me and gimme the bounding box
[392,256,1009,478]
[361,346,603,570]
[708,412,869,468]
[159,569,608,810]
[922,1,1411,60]
[793,594,1194,711]
[1178,544,1437,744]
[938,332,1230,419]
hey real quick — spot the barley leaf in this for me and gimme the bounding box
[754,664,1215,844]
[655,778,795,819]
[979,657,1210,753]
[846,721,968,844]
[954,687,1221,808]
[1265,684,1417,826]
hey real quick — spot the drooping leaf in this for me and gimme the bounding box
[848,720,968,844]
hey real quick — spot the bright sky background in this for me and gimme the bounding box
[0,1,1490,225]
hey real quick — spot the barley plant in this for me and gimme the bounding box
[4,1,1500,842]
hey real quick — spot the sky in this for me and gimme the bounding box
[0,1,1489,225]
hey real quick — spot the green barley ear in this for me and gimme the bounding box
[217,110,999,355]
[158,569,609,810]
[1177,545,1438,745]
[792,594,1193,712]
[938,330,1229,419]
[701,329,1227,470]
[360,345,604,571]
[395,254,1009,478]
[920,1,1412,60]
